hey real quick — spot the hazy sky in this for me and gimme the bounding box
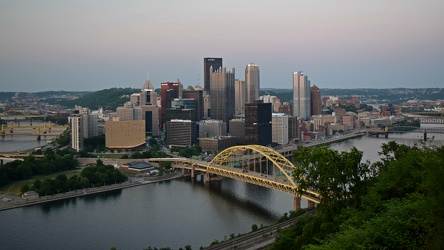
[1,0,443,92]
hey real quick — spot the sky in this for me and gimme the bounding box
[1,0,443,92]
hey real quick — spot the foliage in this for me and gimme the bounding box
[27,160,127,196]
[54,87,138,110]
[270,142,444,250]
[0,150,78,187]
[54,129,71,146]
[171,145,202,158]
[45,114,69,125]
[83,134,106,153]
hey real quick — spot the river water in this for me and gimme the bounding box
[0,124,443,250]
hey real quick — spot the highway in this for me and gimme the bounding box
[203,209,316,250]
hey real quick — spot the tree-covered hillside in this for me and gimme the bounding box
[269,142,444,249]
[48,88,139,110]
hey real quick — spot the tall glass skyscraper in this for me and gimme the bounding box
[293,71,311,120]
[245,63,260,103]
[204,57,223,93]
[210,67,235,124]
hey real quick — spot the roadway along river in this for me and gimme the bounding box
[0,124,443,250]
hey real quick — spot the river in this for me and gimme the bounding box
[0,124,442,250]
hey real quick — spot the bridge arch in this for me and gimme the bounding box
[208,145,299,188]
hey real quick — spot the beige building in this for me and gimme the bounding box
[105,120,145,151]
[272,113,289,145]
[199,136,237,153]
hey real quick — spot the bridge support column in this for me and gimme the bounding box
[294,195,301,211]
[205,173,210,182]
[385,132,388,139]
[424,131,427,141]
[0,159,3,166]
[191,164,195,178]
[307,200,315,209]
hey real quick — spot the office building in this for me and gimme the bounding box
[288,116,299,142]
[210,67,235,124]
[245,63,260,103]
[229,118,245,144]
[165,119,198,147]
[199,119,227,138]
[293,71,311,120]
[105,120,145,151]
[69,114,83,151]
[117,102,142,121]
[183,89,204,121]
[160,81,182,128]
[272,113,289,145]
[245,101,272,146]
[204,57,223,93]
[199,136,237,153]
[140,87,159,137]
[310,85,322,116]
[234,79,246,115]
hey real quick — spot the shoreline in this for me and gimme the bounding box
[0,172,183,212]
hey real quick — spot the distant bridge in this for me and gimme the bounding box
[368,126,444,140]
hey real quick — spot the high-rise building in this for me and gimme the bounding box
[210,67,235,124]
[204,57,223,93]
[182,89,204,121]
[166,98,196,122]
[229,118,245,145]
[272,113,289,145]
[234,79,246,115]
[69,113,83,151]
[165,119,198,147]
[293,71,311,120]
[245,63,260,103]
[288,116,299,143]
[245,100,272,146]
[160,81,181,128]
[310,85,322,116]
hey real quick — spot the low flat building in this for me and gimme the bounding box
[120,161,154,175]
[105,120,145,152]
[22,191,39,200]
[199,136,237,153]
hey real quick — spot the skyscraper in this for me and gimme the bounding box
[245,63,260,103]
[160,81,181,128]
[245,100,272,146]
[182,89,204,121]
[234,79,246,115]
[210,67,235,124]
[310,85,322,116]
[293,71,311,120]
[204,57,223,93]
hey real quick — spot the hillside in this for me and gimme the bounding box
[47,88,139,110]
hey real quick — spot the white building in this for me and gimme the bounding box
[69,114,83,151]
[293,71,311,120]
[272,113,289,145]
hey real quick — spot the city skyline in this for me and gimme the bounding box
[1,1,443,92]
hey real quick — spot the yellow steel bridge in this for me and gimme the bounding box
[152,145,320,208]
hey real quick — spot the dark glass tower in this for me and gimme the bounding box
[204,57,223,93]
[245,100,272,146]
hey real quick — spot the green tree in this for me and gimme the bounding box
[20,184,30,194]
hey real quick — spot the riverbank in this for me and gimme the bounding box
[0,171,182,212]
